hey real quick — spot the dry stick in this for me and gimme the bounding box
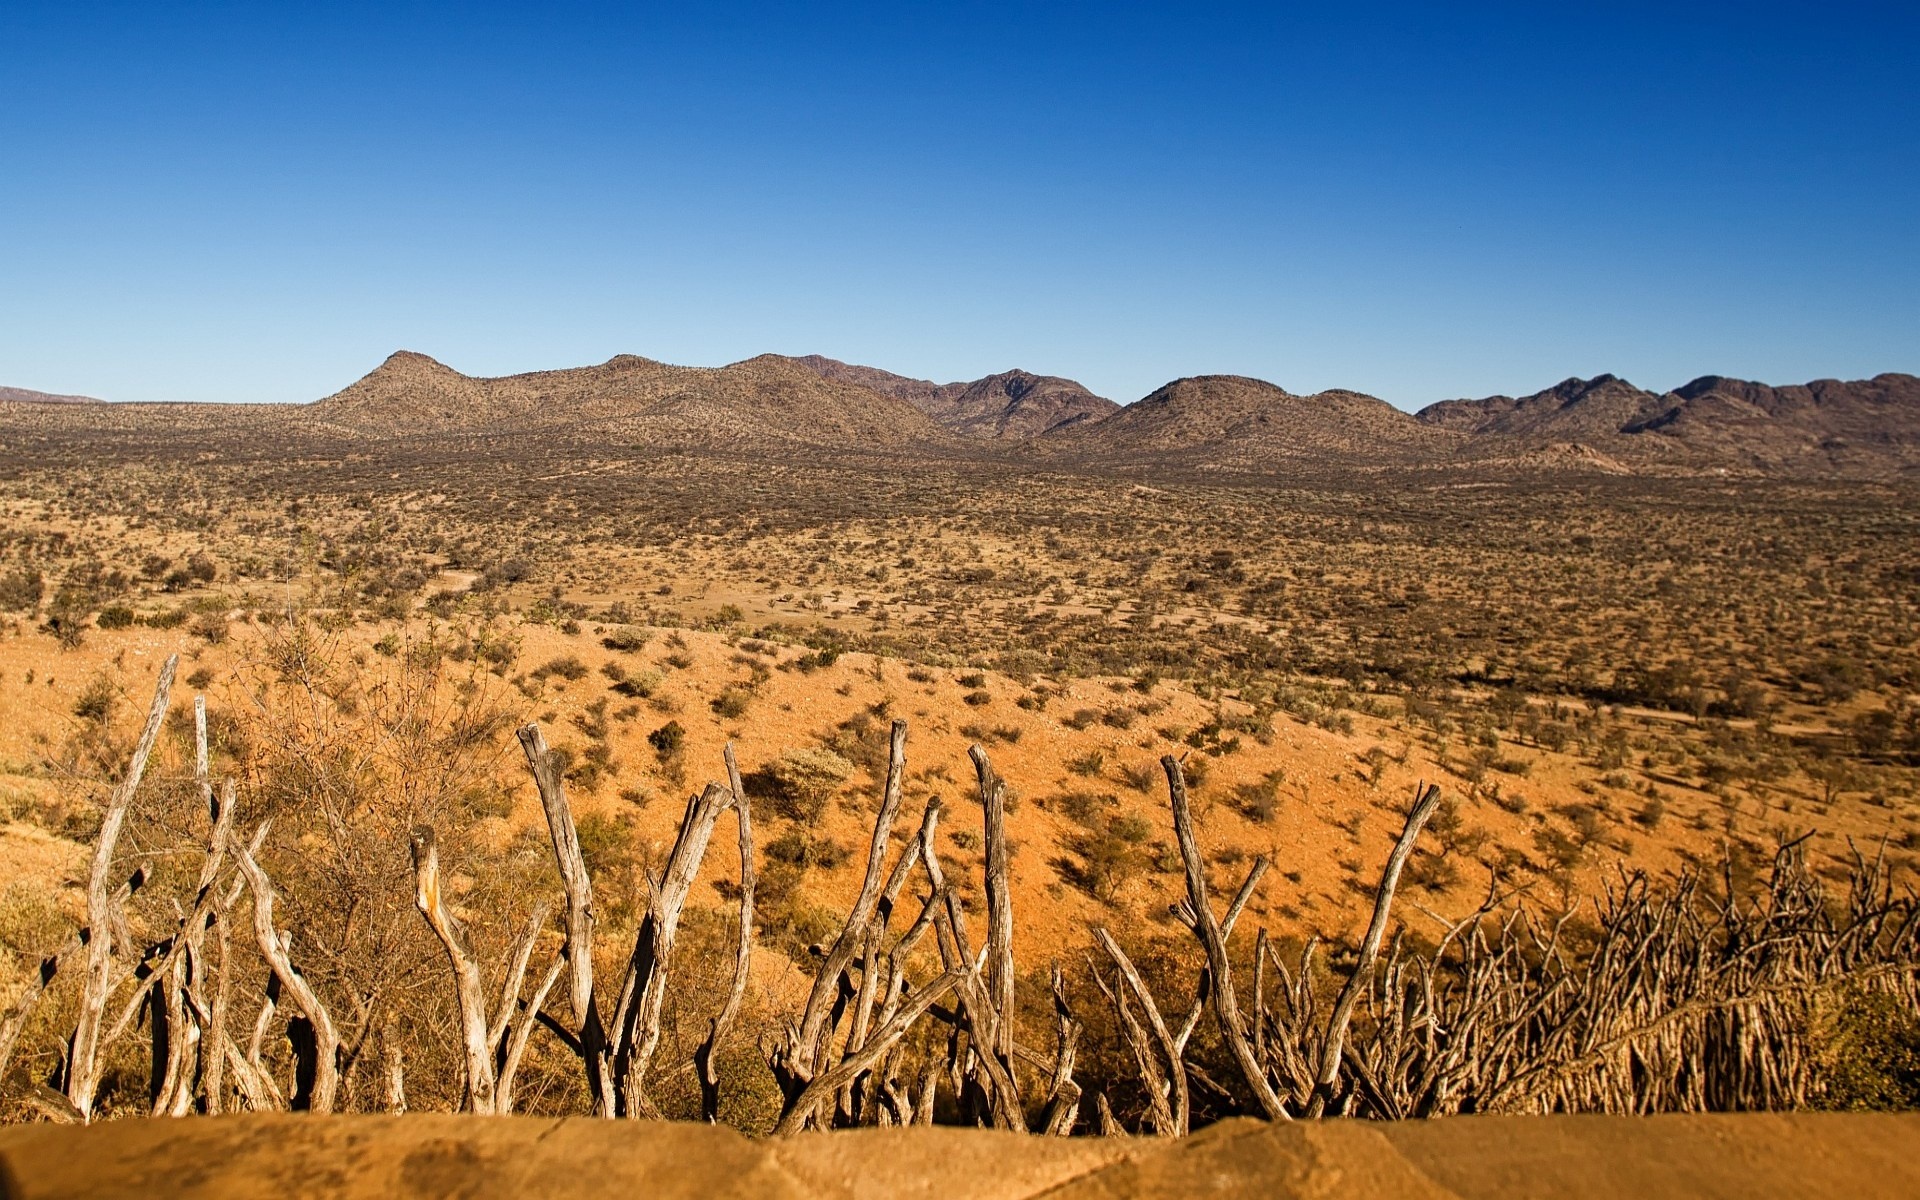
[165,768,237,1115]
[969,745,1029,1131]
[623,782,730,1117]
[102,781,237,1056]
[910,753,1002,1125]
[409,825,499,1113]
[794,720,909,1078]
[1092,929,1187,1134]
[840,926,886,1123]
[235,839,340,1112]
[148,953,187,1114]
[970,745,1017,1067]
[917,797,1021,1128]
[696,744,757,1123]
[930,892,1026,1130]
[171,714,230,1115]
[1163,754,1291,1122]
[1104,986,1173,1134]
[851,810,932,1071]
[0,865,149,1092]
[246,956,279,1073]
[205,816,266,1114]
[221,1033,281,1112]
[382,1017,407,1114]
[517,722,610,1116]
[489,905,553,1059]
[498,951,566,1113]
[1041,963,1084,1136]
[65,654,175,1119]
[1253,928,1269,1070]
[874,876,948,1036]
[1305,780,1442,1118]
[771,968,965,1136]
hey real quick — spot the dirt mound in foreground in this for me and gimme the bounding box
[4,1112,1918,1199]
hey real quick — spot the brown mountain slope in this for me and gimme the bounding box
[1041,374,1462,470]
[1418,372,1920,475]
[787,356,1116,439]
[306,351,945,449]
[930,369,1118,439]
[0,385,103,405]
[786,355,940,408]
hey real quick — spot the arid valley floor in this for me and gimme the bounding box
[1,352,1916,1134]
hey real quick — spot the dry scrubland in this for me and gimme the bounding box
[1,420,1918,1130]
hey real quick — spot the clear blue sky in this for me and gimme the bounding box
[3,2,1915,408]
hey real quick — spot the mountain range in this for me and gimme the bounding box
[4,353,1916,477]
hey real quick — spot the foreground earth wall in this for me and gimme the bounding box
[3,1112,1919,1200]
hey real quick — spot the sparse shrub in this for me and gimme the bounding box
[767,747,855,822]
[96,604,136,630]
[648,720,686,758]
[602,626,651,653]
[1233,780,1279,823]
[1067,750,1105,777]
[189,611,229,643]
[0,569,43,612]
[72,675,116,724]
[539,655,590,682]
[1635,795,1667,829]
[612,669,663,699]
[1063,812,1153,902]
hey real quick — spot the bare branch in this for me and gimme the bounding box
[234,838,340,1112]
[1305,781,1442,1117]
[410,824,498,1113]
[65,654,175,1118]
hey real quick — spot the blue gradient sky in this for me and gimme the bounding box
[3,3,1915,408]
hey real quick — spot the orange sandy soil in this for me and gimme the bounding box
[6,1110,1920,1199]
[5,613,1902,986]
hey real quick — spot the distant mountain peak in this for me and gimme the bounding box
[1415,371,1920,474]
[377,349,453,369]
[306,348,940,449]
[1039,373,1456,471]
[786,355,1116,440]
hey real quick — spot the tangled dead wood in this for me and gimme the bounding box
[2,662,1916,1128]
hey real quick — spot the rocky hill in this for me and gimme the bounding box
[1039,374,1463,470]
[306,351,946,449]
[0,385,103,405]
[1419,372,1920,475]
[788,356,1115,439]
